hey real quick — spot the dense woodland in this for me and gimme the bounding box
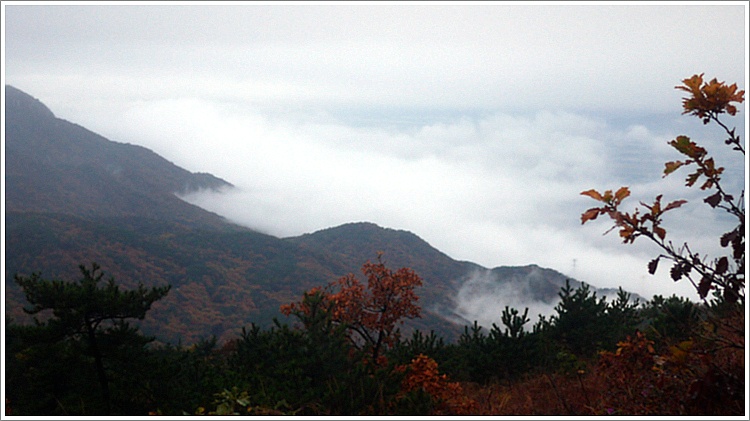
[4,76,746,415]
[4,260,744,416]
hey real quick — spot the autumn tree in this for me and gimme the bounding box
[396,354,477,415]
[10,263,171,415]
[282,253,423,365]
[272,254,425,414]
[580,74,745,415]
[580,74,744,305]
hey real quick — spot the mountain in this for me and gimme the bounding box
[288,223,640,328]
[287,222,479,315]
[3,86,641,344]
[4,85,233,229]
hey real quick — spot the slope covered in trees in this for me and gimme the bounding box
[6,256,743,415]
[4,74,744,416]
[5,85,617,343]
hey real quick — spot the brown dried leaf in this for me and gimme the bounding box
[580,189,604,201]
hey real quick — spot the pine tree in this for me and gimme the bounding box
[12,263,170,415]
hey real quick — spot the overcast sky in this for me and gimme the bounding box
[2,2,747,306]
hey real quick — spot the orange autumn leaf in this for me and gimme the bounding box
[653,226,667,240]
[399,354,477,415]
[676,73,745,123]
[580,207,602,224]
[580,189,604,202]
[614,186,631,203]
[663,199,687,212]
[283,253,422,364]
[663,161,685,177]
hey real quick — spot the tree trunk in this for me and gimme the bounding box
[86,322,111,415]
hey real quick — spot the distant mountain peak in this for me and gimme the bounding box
[5,85,56,120]
[4,85,236,229]
[289,221,446,261]
[303,221,412,237]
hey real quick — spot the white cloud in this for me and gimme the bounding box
[450,269,560,328]
[3,3,745,309]
[161,104,738,305]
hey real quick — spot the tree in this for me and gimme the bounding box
[396,354,477,415]
[12,263,170,414]
[580,74,745,415]
[603,287,642,345]
[580,74,744,305]
[548,280,610,357]
[282,253,423,365]
[640,294,700,344]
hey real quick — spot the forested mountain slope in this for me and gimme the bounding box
[5,85,233,228]
[4,86,627,344]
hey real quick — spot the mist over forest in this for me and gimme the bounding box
[3,3,746,417]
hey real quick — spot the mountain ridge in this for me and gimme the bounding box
[4,86,643,343]
[4,85,234,229]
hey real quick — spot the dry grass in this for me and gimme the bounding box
[459,317,746,417]
[461,367,610,416]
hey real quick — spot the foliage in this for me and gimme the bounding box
[227,319,351,414]
[396,354,477,415]
[6,76,744,417]
[640,294,700,344]
[548,280,610,356]
[282,252,423,364]
[197,256,420,415]
[439,281,642,385]
[676,73,745,124]
[578,74,745,415]
[16,263,170,333]
[7,261,739,416]
[597,331,682,414]
[597,328,744,415]
[580,73,744,305]
[197,387,251,415]
[392,329,447,364]
[8,264,170,415]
